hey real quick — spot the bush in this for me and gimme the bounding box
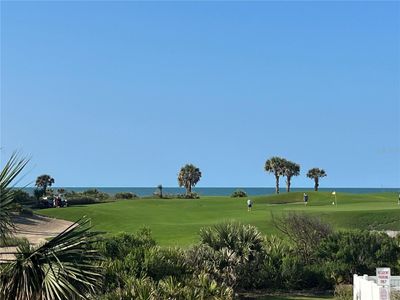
[13,190,35,205]
[65,189,110,201]
[392,291,400,300]
[274,213,333,263]
[66,196,98,205]
[19,207,34,216]
[316,230,400,283]
[231,189,247,198]
[114,192,137,199]
[144,247,190,281]
[0,236,29,247]
[334,284,352,300]
[176,192,200,199]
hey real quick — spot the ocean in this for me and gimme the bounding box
[21,187,400,197]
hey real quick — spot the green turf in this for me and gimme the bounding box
[36,192,400,246]
[257,296,332,300]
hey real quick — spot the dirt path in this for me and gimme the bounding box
[0,214,74,262]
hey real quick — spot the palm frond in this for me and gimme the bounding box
[0,152,29,239]
[0,218,104,300]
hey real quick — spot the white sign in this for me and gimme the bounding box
[379,287,390,300]
[376,268,391,286]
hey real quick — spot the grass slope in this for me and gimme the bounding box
[36,192,400,246]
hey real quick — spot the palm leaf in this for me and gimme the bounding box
[0,152,29,240]
[0,218,104,300]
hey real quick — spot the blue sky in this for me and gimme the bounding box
[1,1,399,188]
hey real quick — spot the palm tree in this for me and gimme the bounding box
[284,160,300,192]
[307,168,327,191]
[0,154,104,300]
[35,174,55,196]
[178,164,201,195]
[264,157,286,194]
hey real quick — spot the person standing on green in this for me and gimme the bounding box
[247,199,253,211]
[303,193,308,205]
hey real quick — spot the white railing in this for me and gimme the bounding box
[353,274,400,300]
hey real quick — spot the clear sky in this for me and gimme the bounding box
[1,1,399,188]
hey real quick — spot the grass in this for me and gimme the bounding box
[258,297,333,300]
[36,191,400,246]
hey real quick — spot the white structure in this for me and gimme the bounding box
[353,272,400,300]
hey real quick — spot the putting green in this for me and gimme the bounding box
[36,192,400,246]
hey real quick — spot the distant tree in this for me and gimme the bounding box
[57,188,66,195]
[264,157,287,194]
[178,164,201,196]
[157,184,163,198]
[33,188,44,201]
[35,174,55,195]
[284,160,300,192]
[307,168,327,191]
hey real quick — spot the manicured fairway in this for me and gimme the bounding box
[36,192,400,246]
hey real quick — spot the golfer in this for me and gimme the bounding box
[303,193,308,205]
[247,199,253,211]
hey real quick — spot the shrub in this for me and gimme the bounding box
[176,192,200,199]
[198,222,266,289]
[0,236,29,247]
[114,192,137,199]
[81,189,110,200]
[19,207,33,216]
[316,230,400,283]
[230,189,247,198]
[334,284,352,300]
[143,247,190,281]
[66,196,98,205]
[13,190,35,205]
[274,212,333,263]
[392,291,400,300]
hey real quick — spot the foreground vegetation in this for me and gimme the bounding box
[3,155,400,299]
[37,192,400,246]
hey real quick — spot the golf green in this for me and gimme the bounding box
[36,192,400,246]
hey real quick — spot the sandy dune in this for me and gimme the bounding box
[0,214,74,262]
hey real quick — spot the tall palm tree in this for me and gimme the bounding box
[178,164,201,195]
[35,174,55,196]
[284,160,300,192]
[0,154,104,300]
[264,157,286,194]
[307,168,327,191]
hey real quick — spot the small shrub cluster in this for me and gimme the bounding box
[64,189,112,206]
[19,207,34,216]
[114,192,138,199]
[230,189,247,198]
[334,284,352,300]
[13,190,35,205]
[176,192,200,199]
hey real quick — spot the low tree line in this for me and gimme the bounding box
[31,157,325,200]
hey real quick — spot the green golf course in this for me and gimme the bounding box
[36,192,400,246]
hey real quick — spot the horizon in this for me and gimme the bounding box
[1,1,399,188]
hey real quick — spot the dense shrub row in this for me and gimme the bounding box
[114,192,138,199]
[230,189,247,198]
[93,215,400,299]
[64,189,114,205]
